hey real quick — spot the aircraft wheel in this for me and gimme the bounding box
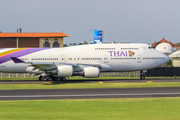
[140,71,146,80]
[62,77,66,81]
[43,76,47,81]
[142,75,145,80]
[63,77,69,81]
[56,77,61,81]
[49,77,52,81]
[65,77,69,81]
[39,76,43,81]
[51,77,56,81]
[140,75,145,80]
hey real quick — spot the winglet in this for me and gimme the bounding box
[10,57,25,63]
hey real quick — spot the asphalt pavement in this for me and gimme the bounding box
[0,79,180,84]
[0,87,180,100]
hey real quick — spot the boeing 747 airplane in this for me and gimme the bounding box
[0,43,169,80]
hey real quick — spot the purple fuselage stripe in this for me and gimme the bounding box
[0,48,50,64]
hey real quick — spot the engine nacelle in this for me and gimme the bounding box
[57,65,73,76]
[46,65,73,77]
[83,67,100,78]
[25,66,43,74]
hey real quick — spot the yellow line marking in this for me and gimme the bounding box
[147,81,153,83]
[44,82,52,84]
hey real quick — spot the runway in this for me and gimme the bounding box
[0,78,180,84]
[0,87,180,100]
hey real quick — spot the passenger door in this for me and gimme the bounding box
[61,55,66,63]
[104,55,108,63]
[137,54,141,63]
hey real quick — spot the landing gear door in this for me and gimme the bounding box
[61,55,66,63]
[104,55,108,63]
[137,54,141,63]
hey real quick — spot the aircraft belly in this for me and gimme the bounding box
[119,62,132,71]
[14,64,30,73]
[0,62,29,73]
[0,63,15,72]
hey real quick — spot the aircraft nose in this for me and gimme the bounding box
[164,54,169,63]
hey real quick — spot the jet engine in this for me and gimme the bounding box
[47,66,99,78]
[46,65,73,76]
[83,67,100,78]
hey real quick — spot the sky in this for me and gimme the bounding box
[0,0,180,44]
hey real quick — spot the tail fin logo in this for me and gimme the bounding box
[129,51,135,57]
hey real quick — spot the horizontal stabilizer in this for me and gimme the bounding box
[10,57,25,63]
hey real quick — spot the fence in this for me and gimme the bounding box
[146,67,180,77]
[2,67,180,78]
[100,71,140,77]
[0,73,34,78]
[0,71,141,78]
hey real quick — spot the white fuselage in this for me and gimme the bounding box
[0,43,169,73]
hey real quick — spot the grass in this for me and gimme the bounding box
[0,97,180,120]
[1,82,180,89]
[70,76,180,80]
[69,76,140,80]
[0,77,38,80]
[0,76,180,80]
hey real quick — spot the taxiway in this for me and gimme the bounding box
[0,79,180,84]
[0,87,180,100]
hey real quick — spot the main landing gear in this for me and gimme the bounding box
[140,70,147,80]
[39,76,68,81]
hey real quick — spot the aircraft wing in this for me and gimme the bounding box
[10,57,102,71]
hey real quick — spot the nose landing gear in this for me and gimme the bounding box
[140,70,147,80]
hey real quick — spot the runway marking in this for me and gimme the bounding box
[147,81,153,83]
[0,93,180,98]
[44,82,52,84]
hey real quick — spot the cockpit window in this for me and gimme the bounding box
[148,46,154,49]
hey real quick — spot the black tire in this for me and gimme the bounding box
[56,77,61,81]
[62,77,66,81]
[49,77,52,81]
[141,75,145,80]
[42,76,47,81]
[39,76,43,81]
[51,77,56,81]
[65,77,69,80]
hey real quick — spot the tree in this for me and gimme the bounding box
[63,44,68,47]
[154,42,161,48]
[163,60,173,67]
[176,42,180,46]
[78,42,83,45]
[84,41,88,44]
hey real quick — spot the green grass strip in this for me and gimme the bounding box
[0,77,38,80]
[0,97,180,120]
[0,76,179,80]
[1,82,180,89]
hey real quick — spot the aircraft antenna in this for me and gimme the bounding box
[121,33,123,42]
